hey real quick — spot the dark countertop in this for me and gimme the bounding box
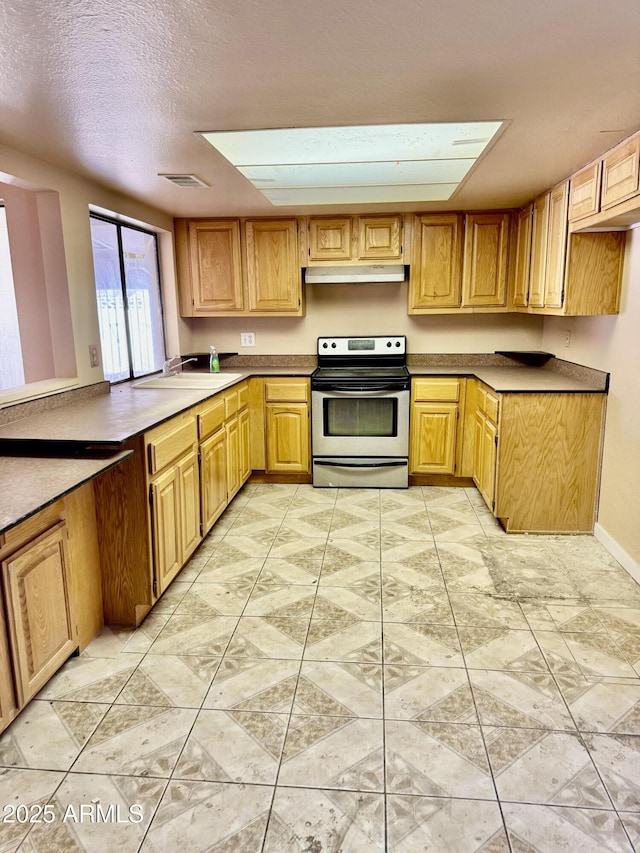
[408,365,607,393]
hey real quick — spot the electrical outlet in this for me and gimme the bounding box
[564,330,572,348]
[241,332,256,347]
[89,344,100,367]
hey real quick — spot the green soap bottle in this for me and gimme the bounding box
[209,346,220,373]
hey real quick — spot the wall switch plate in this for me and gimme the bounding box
[564,330,572,348]
[89,344,100,367]
[241,332,256,347]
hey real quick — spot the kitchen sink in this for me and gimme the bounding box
[133,372,243,390]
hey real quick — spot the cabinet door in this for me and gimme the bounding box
[461,213,510,307]
[188,220,243,313]
[569,163,601,221]
[357,215,403,260]
[266,403,310,472]
[473,412,497,511]
[244,219,301,313]
[409,214,463,310]
[239,408,251,484]
[512,204,533,308]
[544,181,569,309]
[150,466,181,597]
[2,522,76,706]
[226,417,242,500]
[410,403,458,474]
[178,450,201,564]
[601,136,640,209]
[308,217,352,261]
[528,193,550,308]
[200,428,228,535]
[0,606,17,729]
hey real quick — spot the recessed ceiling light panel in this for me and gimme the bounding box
[198,122,503,205]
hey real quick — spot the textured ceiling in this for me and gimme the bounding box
[1,0,640,218]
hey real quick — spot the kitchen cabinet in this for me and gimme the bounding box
[243,219,303,314]
[601,134,640,209]
[146,413,200,597]
[200,428,227,534]
[569,162,601,221]
[175,218,304,317]
[1,519,76,708]
[307,215,403,264]
[177,219,244,314]
[461,213,510,307]
[516,181,625,316]
[410,378,462,475]
[409,213,510,312]
[511,203,533,308]
[264,379,310,473]
[466,382,606,533]
[0,611,15,730]
[409,214,463,310]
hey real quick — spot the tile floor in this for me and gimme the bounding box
[2,484,640,851]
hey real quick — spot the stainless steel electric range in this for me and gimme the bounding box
[311,335,410,488]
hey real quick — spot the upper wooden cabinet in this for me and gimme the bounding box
[244,219,302,313]
[569,162,601,221]
[307,214,403,264]
[409,214,463,310]
[512,204,533,308]
[601,135,640,210]
[409,213,509,312]
[175,217,303,317]
[513,180,625,316]
[461,213,510,308]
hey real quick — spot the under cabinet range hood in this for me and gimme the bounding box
[304,264,406,284]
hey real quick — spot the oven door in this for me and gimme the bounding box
[311,386,409,457]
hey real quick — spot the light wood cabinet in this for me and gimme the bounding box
[240,408,251,483]
[601,136,640,209]
[516,181,625,316]
[512,204,533,308]
[244,219,302,313]
[472,387,499,510]
[307,214,403,264]
[146,413,200,597]
[409,214,463,310]
[2,521,76,706]
[264,378,310,473]
[178,219,244,314]
[569,162,601,221]
[410,378,462,476]
[176,218,303,317]
[0,610,15,730]
[308,217,352,262]
[461,213,510,307]
[200,428,227,535]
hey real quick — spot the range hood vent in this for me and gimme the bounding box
[305,264,406,284]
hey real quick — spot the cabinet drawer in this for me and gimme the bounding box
[264,379,310,403]
[223,389,238,419]
[413,378,460,402]
[237,382,249,410]
[147,418,197,475]
[198,396,225,441]
[479,386,500,424]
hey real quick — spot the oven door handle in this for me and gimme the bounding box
[314,459,407,468]
[314,384,404,393]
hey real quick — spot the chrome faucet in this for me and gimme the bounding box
[162,355,197,377]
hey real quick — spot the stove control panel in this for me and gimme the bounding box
[317,336,406,356]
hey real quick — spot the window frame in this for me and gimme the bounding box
[90,212,167,384]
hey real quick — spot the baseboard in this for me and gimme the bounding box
[594,523,640,584]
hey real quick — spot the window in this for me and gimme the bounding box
[0,204,25,390]
[90,215,166,382]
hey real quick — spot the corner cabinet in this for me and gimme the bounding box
[175,218,304,317]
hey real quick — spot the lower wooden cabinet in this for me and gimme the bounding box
[263,378,310,474]
[473,410,498,509]
[410,378,462,475]
[200,428,228,534]
[0,614,15,730]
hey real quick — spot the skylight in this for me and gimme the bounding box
[198,122,503,206]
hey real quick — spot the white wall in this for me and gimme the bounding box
[543,228,640,567]
[184,282,544,355]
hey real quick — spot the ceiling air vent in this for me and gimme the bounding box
[159,174,209,189]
